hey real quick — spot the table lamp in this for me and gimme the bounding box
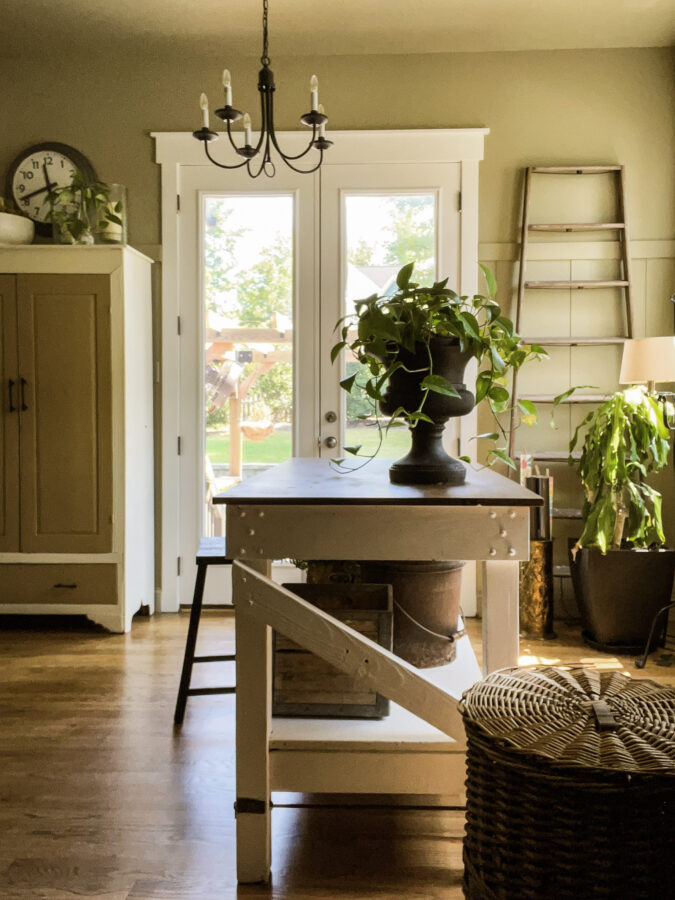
[619,336,675,393]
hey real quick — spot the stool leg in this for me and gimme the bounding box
[174,562,208,725]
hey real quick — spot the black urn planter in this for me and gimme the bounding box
[568,542,675,653]
[380,337,474,486]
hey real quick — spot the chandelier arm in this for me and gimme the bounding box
[245,123,275,179]
[250,88,268,157]
[203,142,250,170]
[277,148,325,176]
[267,93,319,162]
[224,119,244,155]
[246,138,270,179]
[247,158,266,179]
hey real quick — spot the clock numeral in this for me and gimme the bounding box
[17,184,25,194]
[32,160,40,170]
[45,156,53,165]
[21,169,34,180]
[21,198,29,207]
[34,207,40,216]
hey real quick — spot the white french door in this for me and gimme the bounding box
[155,129,488,610]
[318,163,466,458]
[177,166,318,602]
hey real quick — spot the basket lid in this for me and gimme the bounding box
[460,666,675,774]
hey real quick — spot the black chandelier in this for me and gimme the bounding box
[193,0,332,178]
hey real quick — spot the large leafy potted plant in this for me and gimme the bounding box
[568,386,675,652]
[332,262,545,485]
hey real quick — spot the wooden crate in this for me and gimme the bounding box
[273,583,393,719]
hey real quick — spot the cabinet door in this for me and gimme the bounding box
[0,276,20,551]
[17,274,113,553]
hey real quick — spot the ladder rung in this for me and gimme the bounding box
[194,654,235,663]
[186,687,236,696]
[520,394,609,404]
[531,166,622,174]
[553,508,583,520]
[530,451,581,462]
[524,336,625,346]
[528,223,625,232]
[524,280,629,290]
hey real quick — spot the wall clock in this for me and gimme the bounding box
[5,143,98,237]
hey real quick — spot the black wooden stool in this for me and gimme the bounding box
[174,537,234,725]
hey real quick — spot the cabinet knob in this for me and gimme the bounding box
[324,436,337,449]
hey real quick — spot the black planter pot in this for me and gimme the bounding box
[380,337,474,486]
[568,542,675,653]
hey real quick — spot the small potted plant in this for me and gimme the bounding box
[332,262,545,484]
[568,386,675,651]
[0,197,34,244]
[49,171,126,245]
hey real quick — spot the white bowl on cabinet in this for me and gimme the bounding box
[0,212,35,244]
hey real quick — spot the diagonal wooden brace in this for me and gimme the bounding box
[233,560,468,742]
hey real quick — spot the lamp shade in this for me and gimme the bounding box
[619,336,675,385]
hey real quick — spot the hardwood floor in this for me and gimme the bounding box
[0,611,672,899]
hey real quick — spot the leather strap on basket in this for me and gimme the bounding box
[591,699,618,732]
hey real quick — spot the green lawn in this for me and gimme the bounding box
[206,425,411,466]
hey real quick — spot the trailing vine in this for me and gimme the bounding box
[331,262,547,468]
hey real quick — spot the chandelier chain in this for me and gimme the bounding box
[261,0,270,66]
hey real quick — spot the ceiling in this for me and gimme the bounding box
[4,0,675,55]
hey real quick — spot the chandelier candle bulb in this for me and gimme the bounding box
[200,93,209,128]
[222,69,232,105]
[243,112,252,145]
[310,75,319,111]
[318,104,326,138]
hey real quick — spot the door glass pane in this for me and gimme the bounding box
[202,194,294,535]
[343,193,436,457]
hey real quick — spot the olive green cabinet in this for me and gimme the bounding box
[0,247,154,631]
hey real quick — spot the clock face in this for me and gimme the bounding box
[12,149,77,225]
[6,143,97,236]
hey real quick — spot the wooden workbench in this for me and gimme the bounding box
[215,457,542,883]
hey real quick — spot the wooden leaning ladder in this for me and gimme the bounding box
[508,165,635,473]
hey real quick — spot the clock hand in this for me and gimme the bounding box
[20,182,57,202]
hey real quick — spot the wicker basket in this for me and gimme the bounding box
[460,666,675,899]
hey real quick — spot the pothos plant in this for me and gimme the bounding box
[49,170,124,244]
[331,262,548,468]
[569,387,673,553]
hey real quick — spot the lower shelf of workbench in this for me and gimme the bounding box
[268,632,481,796]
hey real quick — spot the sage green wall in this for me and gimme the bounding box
[1,43,674,581]
[0,47,673,246]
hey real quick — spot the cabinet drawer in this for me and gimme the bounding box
[0,564,117,605]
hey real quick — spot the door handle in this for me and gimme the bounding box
[324,436,337,449]
[20,377,28,411]
[8,379,16,412]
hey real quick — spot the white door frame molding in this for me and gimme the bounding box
[153,128,489,612]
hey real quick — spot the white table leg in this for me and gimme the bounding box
[481,560,520,674]
[234,559,272,884]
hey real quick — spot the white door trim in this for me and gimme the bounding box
[153,129,489,611]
